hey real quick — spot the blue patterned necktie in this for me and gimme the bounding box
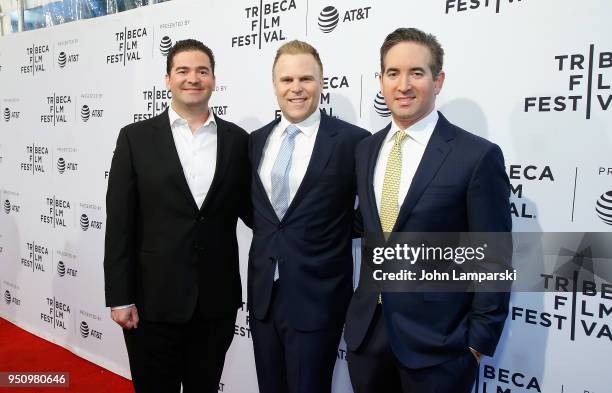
[270,124,301,220]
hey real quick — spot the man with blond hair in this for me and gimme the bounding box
[248,40,368,393]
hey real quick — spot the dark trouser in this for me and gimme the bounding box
[347,305,479,393]
[123,309,236,393]
[250,282,343,393]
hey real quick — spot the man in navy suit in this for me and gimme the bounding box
[345,28,511,393]
[248,40,369,393]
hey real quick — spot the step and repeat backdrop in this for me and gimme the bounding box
[1,0,610,392]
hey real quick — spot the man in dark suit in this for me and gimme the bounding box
[345,28,512,393]
[104,39,250,393]
[248,40,369,393]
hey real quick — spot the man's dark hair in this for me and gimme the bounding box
[380,28,444,78]
[166,39,215,75]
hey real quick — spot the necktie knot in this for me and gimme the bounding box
[285,124,301,139]
[394,130,407,145]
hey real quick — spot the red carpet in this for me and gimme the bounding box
[0,317,134,392]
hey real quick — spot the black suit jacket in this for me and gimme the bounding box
[345,112,511,368]
[104,109,250,323]
[248,110,369,331]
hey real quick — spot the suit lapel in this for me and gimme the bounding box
[393,113,455,231]
[152,109,199,213]
[366,124,390,232]
[199,114,233,213]
[253,118,281,223]
[282,111,337,222]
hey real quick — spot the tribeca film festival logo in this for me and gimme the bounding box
[56,250,77,278]
[133,86,171,122]
[477,364,541,393]
[445,0,525,14]
[512,251,612,342]
[41,94,72,125]
[596,190,612,225]
[317,5,371,34]
[20,43,50,75]
[42,195,73,229]
[508,164,554,219]
[21,241,49,273]
[3,191,21,215]
[80,203,104,232]
[231,0,297,48]
[20,143,49,174]
[41,297,71,330]
[107,26,148,65]
[525,45,611,119]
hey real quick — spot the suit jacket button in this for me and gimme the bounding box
[278,223,284,230]
[198,216,205,222]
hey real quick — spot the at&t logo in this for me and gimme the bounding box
[596,191,612,225]
[57,51,79,69]
[80,104,103,122]
[80,321,103,340]
[3,197,20,214]
[160,36,172,56]
[4,290,21,306]
[373,92,391,117]
[57,261,66,277]
[3,107,20,122]
[317,5,371,34]
[80,213,103,231]
[3,200,10,214]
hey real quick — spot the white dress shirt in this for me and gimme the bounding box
[168,105,217,209]
[258,110,321,205]
[112,106,217,311]
[373,110,439,213]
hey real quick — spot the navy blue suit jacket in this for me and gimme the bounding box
[344,112,511,368]
[248,110,369,331]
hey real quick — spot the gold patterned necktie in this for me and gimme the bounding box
[380,130,408,233]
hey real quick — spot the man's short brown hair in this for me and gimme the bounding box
[166,39,215,75]
[380,28,444,78]
[272,40,323,76]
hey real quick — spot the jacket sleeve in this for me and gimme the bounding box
[466,143,512,356]
[103,127,138,307]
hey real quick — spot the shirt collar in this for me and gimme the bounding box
[277,109,321,138]
[168,105,216,130]
[386,109,439,146]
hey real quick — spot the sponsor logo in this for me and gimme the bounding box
[596,190,612,225]
[81,105,90,121]
[57,158,66,174]
[80,214,90,231]
[58,52,67,68]
[80,321,90,338]
[160,36,172,56]
[374,91,391,117]
[3,106,20,122]
[3,107,9,122]
[4,290,10,304]
[57,261,66,277]
[3,200,9,214]
[316,5,371,33]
